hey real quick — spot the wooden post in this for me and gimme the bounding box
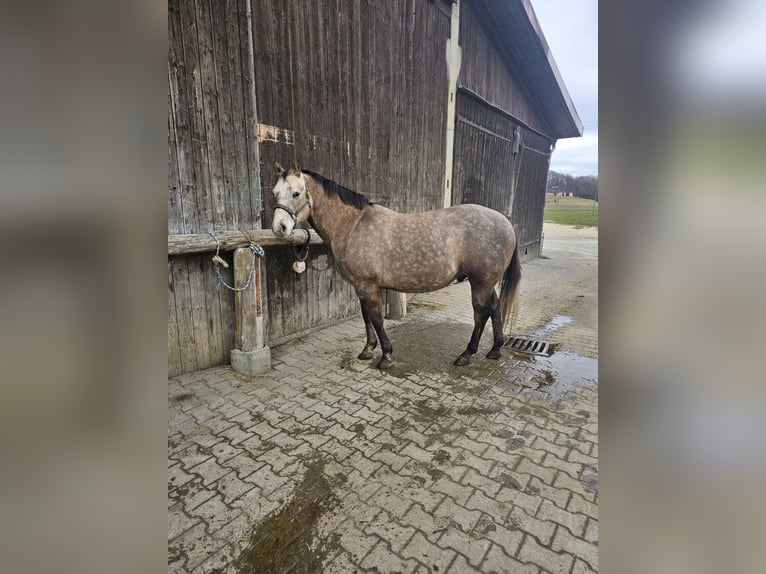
[385,290,407,320]
[230,247,271,376]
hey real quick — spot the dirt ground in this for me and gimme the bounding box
[543,222,598,240]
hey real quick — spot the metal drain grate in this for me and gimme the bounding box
[504,337,555,356]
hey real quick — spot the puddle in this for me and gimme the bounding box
[228,458,342,574]
[509,351,598,402]
[331,318,596,404]
[526,314,573,338]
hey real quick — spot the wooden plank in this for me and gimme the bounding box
[177,0,213,234]
[168,66,184,236]
[210,0,240,229]
[169,0,202,233]
[188,254,213,370]
[167,259,183,376]
[240,0,261,228]
[170,255,200,373]
[195,0,228,230]
[168,229,324,255]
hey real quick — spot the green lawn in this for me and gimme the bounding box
[545,194,597,210]
[544,194,598,226]
[544,207,598,227]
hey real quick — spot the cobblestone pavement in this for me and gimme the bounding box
[169,224,598,573]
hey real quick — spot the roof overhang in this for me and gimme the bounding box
[468,0,584,139]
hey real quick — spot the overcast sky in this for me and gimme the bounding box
[530,0,598,176]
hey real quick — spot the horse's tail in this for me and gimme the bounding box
[499,240,522,335]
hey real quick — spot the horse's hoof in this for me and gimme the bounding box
[486,349,502,360]
[377,356,394,369]
[453,355,470,366]
[357,349,374,360]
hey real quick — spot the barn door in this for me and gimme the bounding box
[451,92,519,217]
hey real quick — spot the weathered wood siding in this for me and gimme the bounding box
[451,0,555,262]
[511,131,554,260]
[451,92,553,261]
[451,93,520,215]
[168,0,261,376]
[459,0,552,136]
[253,0,451,342]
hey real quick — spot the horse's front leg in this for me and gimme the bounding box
[357,303,378,360]
[356,287,393,369]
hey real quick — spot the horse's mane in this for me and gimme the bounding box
[301,170,370,210]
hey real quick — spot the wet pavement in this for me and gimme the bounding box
[168,223,598,573]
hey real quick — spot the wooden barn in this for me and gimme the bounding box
[168,0,582,376]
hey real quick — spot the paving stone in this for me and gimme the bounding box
[516,457,557,485]
[536,499,587,538]
[553,471,597,502]
[242,464,292,497]
[401,504,444,545]
[481,543,540,574]
[584,517,598,544]
[568,493,598,521]
[368,486,414,519]
[437,525,491,567]
[401,532,457,574]
[507,506,556,547]
[189,457,234,487]
[496,485,543,516]
[319,437,355,462]
[190,494,240,534]
[363,510,416,555]
[168,463,195,489]
[214,471,255,505]
[178,478,217,513]
[552,526,598,571]
[572,557,597,574]
[192,544,234,574]
[542,452,584,481]
[477,519,525,558]
[517,534,574,574]
[168,505,199,541]
[464,489,512,524]
[222,452,266,480]
[431,475,474,506]
[171,522,227,571]
[371,447,410,472]
[525,476,571,510]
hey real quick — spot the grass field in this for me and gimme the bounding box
[544,194,598,226]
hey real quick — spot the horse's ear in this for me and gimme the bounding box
[273,161,284,175]
[292,160,301,174]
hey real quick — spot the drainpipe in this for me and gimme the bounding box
[443,0,461,208]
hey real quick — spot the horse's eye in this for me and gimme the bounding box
[292,191,300,198]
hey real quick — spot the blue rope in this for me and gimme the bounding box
[208,232,264,292]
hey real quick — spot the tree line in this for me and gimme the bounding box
[546,171,598,200]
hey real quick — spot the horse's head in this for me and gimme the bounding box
[271,160,312,238]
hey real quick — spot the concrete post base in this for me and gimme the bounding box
[231,347,271,377]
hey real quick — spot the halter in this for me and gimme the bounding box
[274,180,312,225]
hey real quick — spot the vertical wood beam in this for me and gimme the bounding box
[443,0,461,208]
[231,247,271,375]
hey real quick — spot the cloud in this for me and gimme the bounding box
[531,0,598,176]
[550,131,599,176]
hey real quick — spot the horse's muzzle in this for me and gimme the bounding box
[271,215,294,239]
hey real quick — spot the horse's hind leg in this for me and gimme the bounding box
[485,291,504,359]
[356,287,394,369]
[454,284,492,366]
[357,304,378,360]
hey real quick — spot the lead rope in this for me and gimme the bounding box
[208,232,265,292]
